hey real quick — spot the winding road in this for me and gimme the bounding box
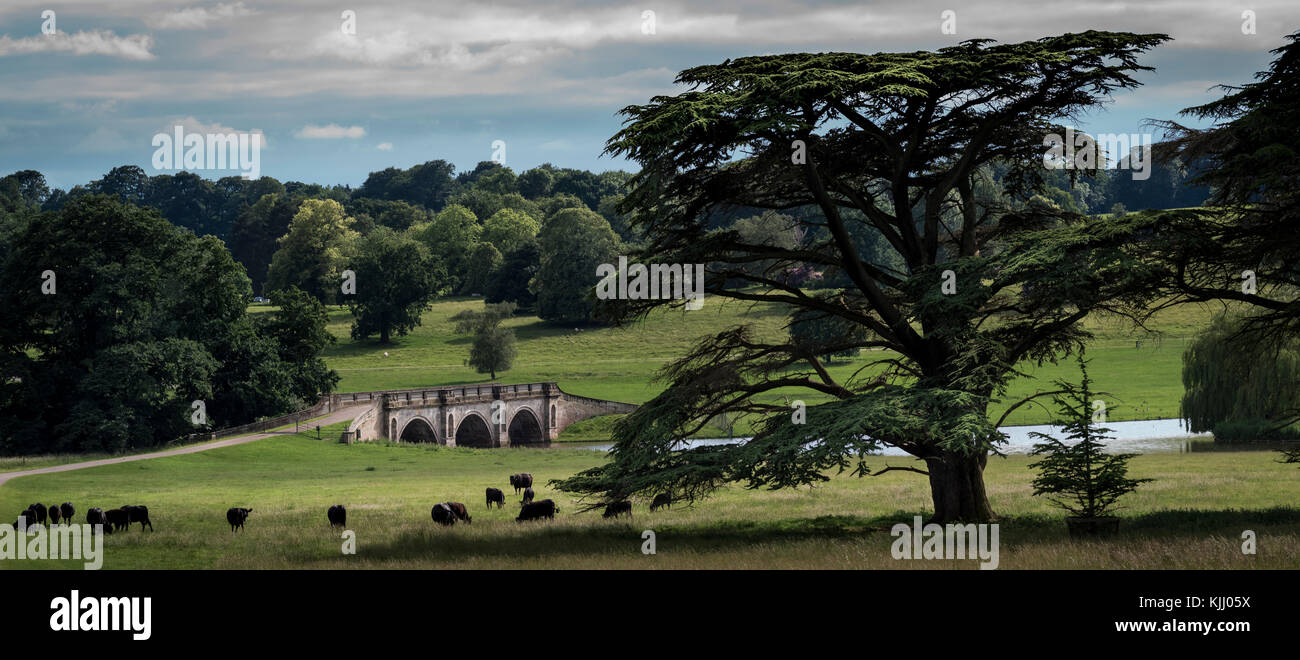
[0,407,362,488]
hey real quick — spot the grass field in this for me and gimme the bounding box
[5,297,1284,571]
[300,295,1223,433]
[2,422,1297,570]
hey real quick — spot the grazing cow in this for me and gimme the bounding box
[327,505,346,528]
[226,507,252,532]
[28,503,47,525]
[446,502,471,524]
[516,499,558,522]
[650,493,672,512]
[602,501,633,519]
[485,487,505,509]
[509,473,533,494]
[121,505,153,531]
[430,503,457,526]
[60,503,75,522]
[47,505,61,525]
[521,487,535,505]
[105,508,130,533]
[86,508,111,534]
[13,509,37,529]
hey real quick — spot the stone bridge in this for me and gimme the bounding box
[332,382,637,447]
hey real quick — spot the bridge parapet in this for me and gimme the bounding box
[335,382,635,446]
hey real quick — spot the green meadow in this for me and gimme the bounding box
[305,296,1218,433]
[5,297,1293,571]
[1,423,1296,570]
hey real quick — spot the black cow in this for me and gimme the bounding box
[509,473,533,494]
[446,502,471,524]
[521,487,535,505]
[28,503,47,524]
[60,503,75,522]
[105,508,130,533]
[431,503,457,526]
[485,487,505,509]
[602,501,633,518]
[327,505,346,528]
[121,505,153,531]
[47,504,61,525]
[516,499,558,522]
[86,508,111,534]
[13,508,37,529]
[226,507,252,532]
[650,493,672,511]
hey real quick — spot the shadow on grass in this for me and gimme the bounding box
[294,513,898,564]
[313,507,1300,564]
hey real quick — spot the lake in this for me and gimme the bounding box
[555,418,1229,455]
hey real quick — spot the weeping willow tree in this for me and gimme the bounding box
[1181,313,1300,440]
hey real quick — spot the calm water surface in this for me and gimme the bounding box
[552,418,1233,455]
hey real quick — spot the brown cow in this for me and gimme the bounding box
[446,502,472,523]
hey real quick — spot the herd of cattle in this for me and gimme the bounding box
[10,473,675,534]
[12,502,153,533]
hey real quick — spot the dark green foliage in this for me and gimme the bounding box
[0,170,49,211]
[536,207,621,324]
[518,167,554,199]
[346,198,430,233]
[461,242,503,296]
[0,196,337,454]
[231,192,301,295]
[409,203,480,295]
[1180,312,1300,437]
[487,239,540,311]
[556,32,1172,522]
[450,302,518,380]
[1029,356,1151,518]
[346,227,444,344]
[468,326,517,381]
[1150,31,1300,341]
[356,160,457,211]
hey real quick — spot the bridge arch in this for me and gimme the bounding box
[455,412,494,448]
[507,407,544,445]
[399,416,440,444]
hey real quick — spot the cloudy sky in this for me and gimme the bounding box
[0,0,1296,190]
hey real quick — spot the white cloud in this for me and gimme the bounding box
[0,30,154,60]
[376,142,393,151]
[295,124,367,139]
[145,2,257,30]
